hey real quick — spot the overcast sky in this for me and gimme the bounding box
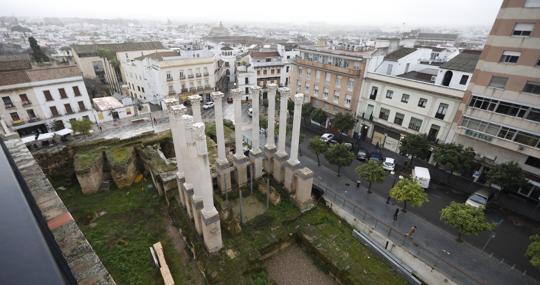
[1,0,503,27]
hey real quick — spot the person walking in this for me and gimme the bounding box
[393,208,400,221]
[98,125,103,132]
[406,225,417,239]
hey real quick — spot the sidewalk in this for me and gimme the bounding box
[297,151,538,285]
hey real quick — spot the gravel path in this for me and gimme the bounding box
[265,244,336,285]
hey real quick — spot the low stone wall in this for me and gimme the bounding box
[74,151,104,195]
[106,147,138,189]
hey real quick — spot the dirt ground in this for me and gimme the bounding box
[231,195,267,222]
[265,244,337,285]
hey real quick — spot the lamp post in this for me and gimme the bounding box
[482,232,496,251]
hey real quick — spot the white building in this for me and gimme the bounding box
[355,50,480,153]
[123,49,218,106]
[92,96,136,123]
[0,55,94,136]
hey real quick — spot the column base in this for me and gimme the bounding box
[183,183,194,219]
[176,173,186,207]
[294,167,314,210]
[284,160,302,193]
[272,152,288,183]
[249,149,265,179]
[216,161,233,194]
[201,208,223,253]
[232,155,250,187]
[191,195,204,235]
[263,145,276,175]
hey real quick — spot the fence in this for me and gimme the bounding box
[316,182,535,285]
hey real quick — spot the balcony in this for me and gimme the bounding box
[295,58,362,76]
[195,73,202,78]
[4,103,15,109]
[181,88,188,93]
[66,110,75,115]
[166,77,173,82]
[187,74,194,79]
[190,87,196,92]
[11,119,25,126]
[28,117,40,123]
[168,90,176,95]
[51,113,61,118]
[197,86,203,91]
[22,101,32,106]
[179,75,186,80]
[203,72,209,76]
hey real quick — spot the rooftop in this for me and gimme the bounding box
[250,51,280,58]
[384,47,417,61]
[397,70,436,83]
[72,41,165,57]
[417,32,459,41]
[0,54,32,72]
[93,96,124,111]
[300,45,373,59]
[0,66,82,87]
[440,50,481,73]
[134,51,179,61]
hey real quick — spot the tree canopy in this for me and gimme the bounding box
[311,108,327,126]
[324,143,354,176]
[302,104,314,123]
[71,119,93,136]
[28,36,49,62]
[97,48,120,68]
[440,202,495,242]
[432,143,476,174]
[309,137,328,166]
[356,160,387,193]
[399,134,430,161]
[486,161,528,193]
[526,235,540,269]
[331,112,355,134]
[389,178,428,210]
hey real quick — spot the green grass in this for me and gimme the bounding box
[56,181,196,285]
[73,149,103,171]
[106,146,133,166]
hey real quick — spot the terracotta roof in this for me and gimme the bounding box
[0,54,32,72]
[384,48,417,61]
[134,51,179,61]
[0,66,82,87]
[72,41,165,57]
[440,50,481,73]
[250,51,280,58]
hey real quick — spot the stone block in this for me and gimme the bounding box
[294,167,314,209]
[272,152,288,183]
[232,156,250,186]
[284,161,302,193]
[216,161,233,194]
[263,146,276,175]
[201,208,223,253]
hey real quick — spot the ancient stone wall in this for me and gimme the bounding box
[106,147,138,189]
[74,151,104,194]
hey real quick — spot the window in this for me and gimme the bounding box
[408,117,423,131]
[10,112,20,121]
[323,88,329,99]
[435,103,449,120]
[277,69,280,74]
[333,91,340,103]
[379,108,390,120]
[459,75,469,85]
[500,51,520,63]
[72,86,82,96]
[489,76,508,89]
[27,109,36,119]
[315,70,320,81]
[314,87,319,97]
[498,126,517,140]
[244,77,248,84]
[257,70,261,75]
[306,68,311,78]
[271,69,275,75]
[527,108,540,122]
[385,90,393,99]
[347,78,354,91]
[305,83,310,93]
[401,94,409,103]
[514,131,540,147]
[65,104,73,114]
[369,87,378,100]
[418,98,428,108]
[265,58,271,62]
[325,72,331,82]
[78,101,86,111]
[286,66,290,72]
[58,88,67,99]
[523,81,540,94]
[50,106,59,117]
[166,72,172,80]
[525,156,540,169]
[2,96,14,108]
[345,95,352,106]
[43,90,53,101]
[394,113,404,125]
[263,69,267,75]
[537,58,540,67]
[336,76,341,86]
[141,87,145,93]
[513,23,534,36]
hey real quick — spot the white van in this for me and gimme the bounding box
[412,166,430,189]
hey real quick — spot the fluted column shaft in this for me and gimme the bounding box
[276,87,289,156]
[189,95,202,123]
[232,89,245,160]
[288,93,304,165]
[211,92,227,164]
[265,84,277,149]
[250,86,261,152]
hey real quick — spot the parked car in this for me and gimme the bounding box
[202,101,214,110]
[357,149,368,161]
[320,133,335,143]
[248,107,253,117]
[343,142,352,149]
[369,151,382,161]
[465,189,494,209]
[383,158,395,171]
[227,97,233,104]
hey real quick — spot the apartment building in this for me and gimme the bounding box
[123,49,217,105]
[0,55,94,136]
[356,50,479,152]
[290,46,371,123]
[452,0,540,199]
[71,41,167,93]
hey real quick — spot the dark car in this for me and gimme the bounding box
[227,96,233,104]
[357,148,368,161]
[369,151,382,161]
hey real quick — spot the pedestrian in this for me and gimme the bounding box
[99,125,102,132]
[393,208,399,221]
[153,117,157,125]
[356,180,361,188]
[406,225,417,239]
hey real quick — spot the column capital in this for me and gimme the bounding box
[231,88,242,98]
[170,104,187,118]
[250,85,262,93]
[278,87,290,99]
[267,83,278,91]
[293,93,304,105]
[192,122,208,156]
[211,91,224,100]
[164,98,179,111]
[188,94,202,104]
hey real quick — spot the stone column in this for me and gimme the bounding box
[166,100,186,206]
[189,94,203,123]
[273,87,289,182]
[249,86,264,179]
[284,93,304,192]
[231,88,249,186]
[263,83,278,174]
[183,114,202,234]
[211,91,233,193]
[192,122,223,253]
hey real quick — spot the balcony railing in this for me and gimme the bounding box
[4,103,15,109]
[22,101,31,106]
[168,90,176,95]
[51,113,61,117]
[11,119,25,126]
[435,113,445,120]
[179,75,186,80]
[28,117,40,123]
[187,74,194,79]
[66,110,74,115]
[197,86,203,91]
[181,88,189,93]
[203,72,209,76]
[166,77,173,81]
[190,87,196,92]
[195,73,202,78]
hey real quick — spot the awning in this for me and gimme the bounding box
[21,136,35,144]
[36,133,54,141]
[54,128,73,136]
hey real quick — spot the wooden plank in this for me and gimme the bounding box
[152,242,175,285]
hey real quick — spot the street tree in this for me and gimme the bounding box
[526,235,540,269]
[389,178,428,212]
[302,103,314,123]
[309,137,328,166]
[486,161,528,193]
[311,108,327,126]
[325,143,354,177]
[440,202,495,242]
[71,119,93,136]
[399,134,430,165]
[331,112,355,134]
[433,143,476,175]
[28,36,49,62]
[356,160,387,194]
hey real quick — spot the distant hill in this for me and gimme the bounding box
[10,25,32,33]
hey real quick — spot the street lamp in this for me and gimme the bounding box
[482,232,496,251]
